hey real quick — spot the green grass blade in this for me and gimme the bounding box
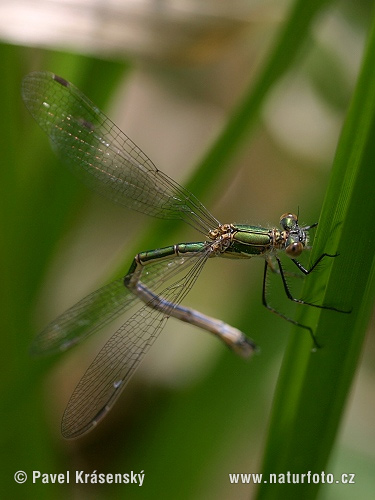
[257,10,375,499]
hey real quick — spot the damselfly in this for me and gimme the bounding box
[22,71,344,439]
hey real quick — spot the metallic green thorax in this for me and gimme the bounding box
[223,224,275,258]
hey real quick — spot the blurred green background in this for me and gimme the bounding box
[0,1,374,499]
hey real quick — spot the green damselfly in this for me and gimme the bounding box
[22,71,344,439]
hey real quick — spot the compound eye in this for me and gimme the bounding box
[285,241,303,257]
[280,213,298,230]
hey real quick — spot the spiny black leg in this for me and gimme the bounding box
[291,253,339,275]
[262,259,320,348]
[276,255,348,314]
[290,254,351,313]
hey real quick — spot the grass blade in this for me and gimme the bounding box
[257,11,375,499]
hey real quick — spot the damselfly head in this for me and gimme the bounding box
[279,213,306,258]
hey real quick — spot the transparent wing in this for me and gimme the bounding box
[61,246,210,438]
[31,277,134,356]
[22,71,219,234]
[32,244,211,356]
